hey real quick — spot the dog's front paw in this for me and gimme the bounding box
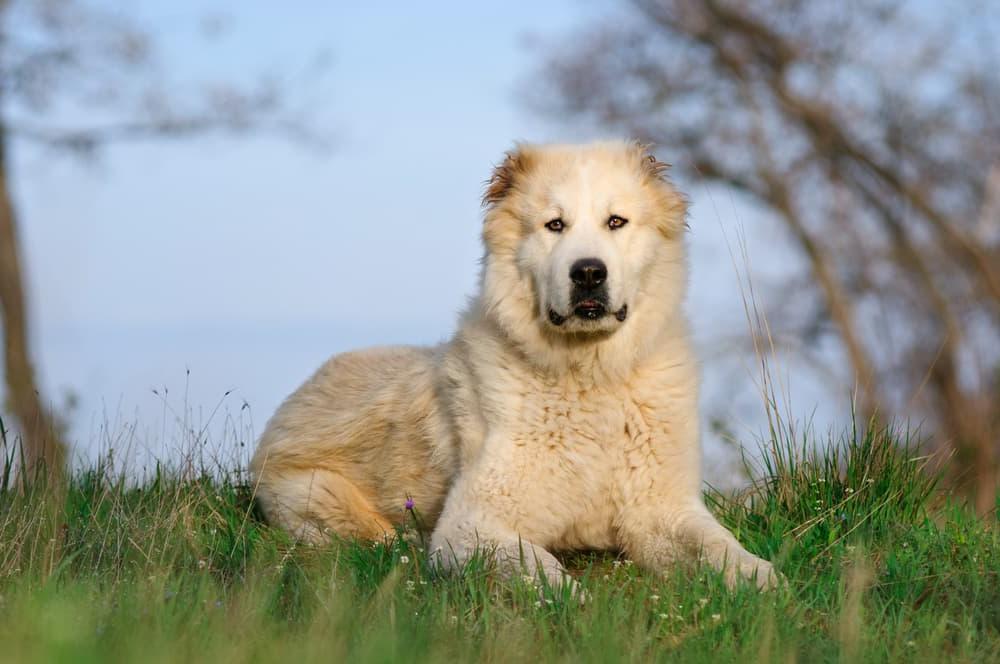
[724,553,781,590]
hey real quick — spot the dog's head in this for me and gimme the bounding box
[481,141,688,343]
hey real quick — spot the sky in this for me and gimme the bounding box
[7,1,845,485]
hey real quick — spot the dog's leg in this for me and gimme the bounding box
[430,520,571,590]
[255,467,396,543]
[428,471,576,593]
[620,499,778,589]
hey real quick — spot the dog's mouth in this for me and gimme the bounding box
[548,303,628,327]
[574,298,605,320]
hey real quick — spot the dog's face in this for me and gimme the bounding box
[482,141,687,338]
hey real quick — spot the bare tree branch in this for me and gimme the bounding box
[531,0,1000,509]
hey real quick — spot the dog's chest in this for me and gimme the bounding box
[504,383,634,548]
[516,384,628,449]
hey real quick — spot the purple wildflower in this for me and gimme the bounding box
[405,497,415,511]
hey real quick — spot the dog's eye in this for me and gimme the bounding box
[607,215,629,230]
[544,218,565,233]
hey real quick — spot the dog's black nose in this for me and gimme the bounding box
[570,258,607,289]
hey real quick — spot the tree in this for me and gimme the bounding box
[0,1,322,483]
[530,0,1000,511]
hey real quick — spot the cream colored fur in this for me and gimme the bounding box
[251,140,777,590]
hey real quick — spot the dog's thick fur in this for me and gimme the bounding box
[251,141,777,589]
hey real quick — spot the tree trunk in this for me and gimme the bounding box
[0,127,67,484]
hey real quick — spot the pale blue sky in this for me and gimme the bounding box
[9,1,841,482]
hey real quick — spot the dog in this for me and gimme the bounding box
[250,140,777,590]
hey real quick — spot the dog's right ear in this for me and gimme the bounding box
[483,145,534,207]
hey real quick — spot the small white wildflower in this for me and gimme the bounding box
[450,615,458,625]
[602,574,610,580]
[711,613,721,622]
[197,560,207,570]
[624,560,634,567]
[658,613,669,620]
[612,560,622,569]
[845,487,854,494]
[522,574,535,584]
[399,555,410,564]
[698,598,709,607]
[405,580,415,591]
[650,594,660,602]
[545,599,553,605]
[419,579,428,586]
[534,600,542,608]
[906,641,916,648]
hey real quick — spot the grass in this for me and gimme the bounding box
[1,421,998,663]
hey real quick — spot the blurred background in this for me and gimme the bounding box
[1,1,997,508]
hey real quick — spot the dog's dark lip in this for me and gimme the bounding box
[574,303,606,319]
[548,303,628,326]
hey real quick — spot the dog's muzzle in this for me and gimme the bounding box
[547,257,628,327]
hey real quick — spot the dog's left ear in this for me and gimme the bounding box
[637,147,671,183]
[633,144,688,236]
[483,145,535,207]
[632,141,670,182]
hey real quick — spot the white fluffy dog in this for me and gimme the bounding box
[251,140,777,590]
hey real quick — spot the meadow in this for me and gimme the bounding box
[1,418,998,663]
